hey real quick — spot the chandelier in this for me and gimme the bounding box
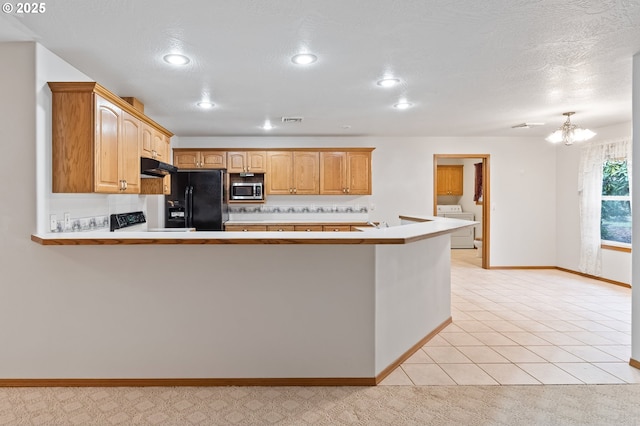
[545,112,596,146]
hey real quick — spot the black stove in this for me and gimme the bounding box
[110,211,146,232]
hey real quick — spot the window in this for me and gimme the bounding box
[601,159,631,245]
[578,138,631,275]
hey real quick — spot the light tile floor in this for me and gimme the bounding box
[380,249,639,386]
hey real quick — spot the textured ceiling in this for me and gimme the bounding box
[2,0,640,138]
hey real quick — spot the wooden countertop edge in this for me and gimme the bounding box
[398,215,431,223]
[31,234,407,245]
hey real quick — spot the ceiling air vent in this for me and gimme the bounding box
[281,117,303,123]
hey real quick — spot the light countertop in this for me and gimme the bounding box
[31,215,477,245]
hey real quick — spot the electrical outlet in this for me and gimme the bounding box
[64,213,71,230]
[49,214,57,232]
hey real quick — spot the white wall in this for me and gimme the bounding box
[555,121,632,284]
[631,52,639,363]
[175,136,558,266]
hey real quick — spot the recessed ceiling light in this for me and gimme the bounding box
[262,121,274,130]
[291,53,317,65]
[163,53,190,65]
[393,102,413,110]
[377,78,400,87]
[197,101,214,109]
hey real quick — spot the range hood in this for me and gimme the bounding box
[141,157,178,177]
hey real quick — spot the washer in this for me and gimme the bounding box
[437,205,475,248]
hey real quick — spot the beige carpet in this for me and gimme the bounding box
[2,384,640,425]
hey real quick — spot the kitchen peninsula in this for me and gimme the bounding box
[27,215,474,386]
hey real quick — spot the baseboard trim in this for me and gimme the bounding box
[630,358,640,370]
[374,317,453,384]
[555,267,631,289]
[489,266,556,270]
[0,377,376,387]
[488,265,631,289]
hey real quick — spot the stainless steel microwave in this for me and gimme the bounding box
[230,182,263,200]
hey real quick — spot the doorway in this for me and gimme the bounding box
[433,154,490,269]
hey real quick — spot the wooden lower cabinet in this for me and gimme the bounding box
[225,225,267,232]
[225,223,369,232]
[323,225,352,232]
[267,225,295,232]
[295,225,323,232]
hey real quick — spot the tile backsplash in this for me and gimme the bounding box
[51,215,110,232]
[229,205,368,214]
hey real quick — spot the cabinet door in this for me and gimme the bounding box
[346,152,371,195]
[152,130,167,161]
[174,150,200,168]
[225,225,268,232]
[266,151,293,194]
[267,225,295,232]
[227,151,246,173]
[293,151,319,194]
[201,151,226,168]
[437,165,463,195]
[295,225,323,232]
[319,152,346,194]
[247,151,266,173]
[449,166,463,195]
[94,95,121,193]
[323,225,351,232]
[120,110,141,193]
[141,125,153,158]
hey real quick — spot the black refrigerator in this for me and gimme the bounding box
[165,170,228,231]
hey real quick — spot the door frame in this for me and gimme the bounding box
[433,154,490,269]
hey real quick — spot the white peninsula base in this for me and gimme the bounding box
[18,216,470,386]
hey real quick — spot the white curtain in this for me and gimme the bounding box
[578,138,632,275]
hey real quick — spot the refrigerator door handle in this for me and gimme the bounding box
[188,186,194,227]
[184,186,191,227]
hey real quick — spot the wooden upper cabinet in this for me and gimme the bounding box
[293,152,319,194]
[49,82,173,194]
[319,152,346,195]
[266,151,318,195]
[346,151,371,195]
[174,150,199,168]
[119,110,141,193]
[142,124,169,161]
[201,151,226,168]
[320,151,371,195]
[436,165,464,196]
[266,151,294,194]
[93,96,121,193]
[227,151,267,173]
[174,150,226,169]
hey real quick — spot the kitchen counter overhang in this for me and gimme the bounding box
[31,215,475,245]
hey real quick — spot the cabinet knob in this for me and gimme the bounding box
[346,188,350,193]
[293,188,297,194]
